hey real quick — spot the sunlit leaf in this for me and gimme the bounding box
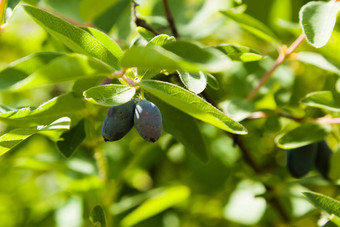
[83,84,136,106]
[178,71,207,94]
[146,94,208,162]
[300,91,340,112]
[276,123,332,149]
[0,93,85,125]
[303,192,340,217]
[89,205,106,227]
[300,1,340,48]
[216,44,264,62]
[0,117,71,156]
[297,52,340,75]
[121,186,190,227]
[23,5,121,69]
[139,80,247,134]
[220,10,280,44]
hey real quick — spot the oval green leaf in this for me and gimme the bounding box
[300,1,340,48]
[83,84,136,106]
[22,5,122,70]
[300,91,340,112]
[139,80,247,134]
[178,71,207,94]
[276,123,332,149]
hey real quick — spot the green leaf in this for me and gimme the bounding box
[0,117,71,156]
[0,93,85,125]
[121,186,190,227]
[148,34,175,46]
[303,192,340,218]
[146,94,208,162]
[220,10,280,44]
[139,80,247,134]
[83,84,136,106]
[10,54,112,90]
[81,27,123,60]
[301,91,340,112]
[121,42,232,73]
[137,27,156,42]
[300,1,340,48]
[0,52,63,90]
[89,205,106,227]
[178,71,207,94]
[276,123,332,149]
[206,73,219,90]
[297,52,340,75]
[215,44,264,62]
[57,119,86,158]
[22,5,121,70]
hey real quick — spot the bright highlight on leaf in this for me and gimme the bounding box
[300,1,340,48]
[0,117,71,156]
[22,5,122,70]
[139,80,247,134]
[83,84,136,106]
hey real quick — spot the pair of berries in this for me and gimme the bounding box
[102,100,162,143]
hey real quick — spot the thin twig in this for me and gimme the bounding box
[132,1,159,35]
[246,34,305,101]
[162,0,179,38]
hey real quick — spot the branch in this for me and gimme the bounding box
[132,2,159,35]
[246,34,305,101]
[162,0,179,38]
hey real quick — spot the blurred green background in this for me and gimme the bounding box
[1,0,340,226]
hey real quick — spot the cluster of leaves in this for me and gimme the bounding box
[0,0,340,226]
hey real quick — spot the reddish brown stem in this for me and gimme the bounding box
[246,34,305,101]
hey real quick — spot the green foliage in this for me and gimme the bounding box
[303,192,340,219]
[300,1,340,48]
[0,0,340,226]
